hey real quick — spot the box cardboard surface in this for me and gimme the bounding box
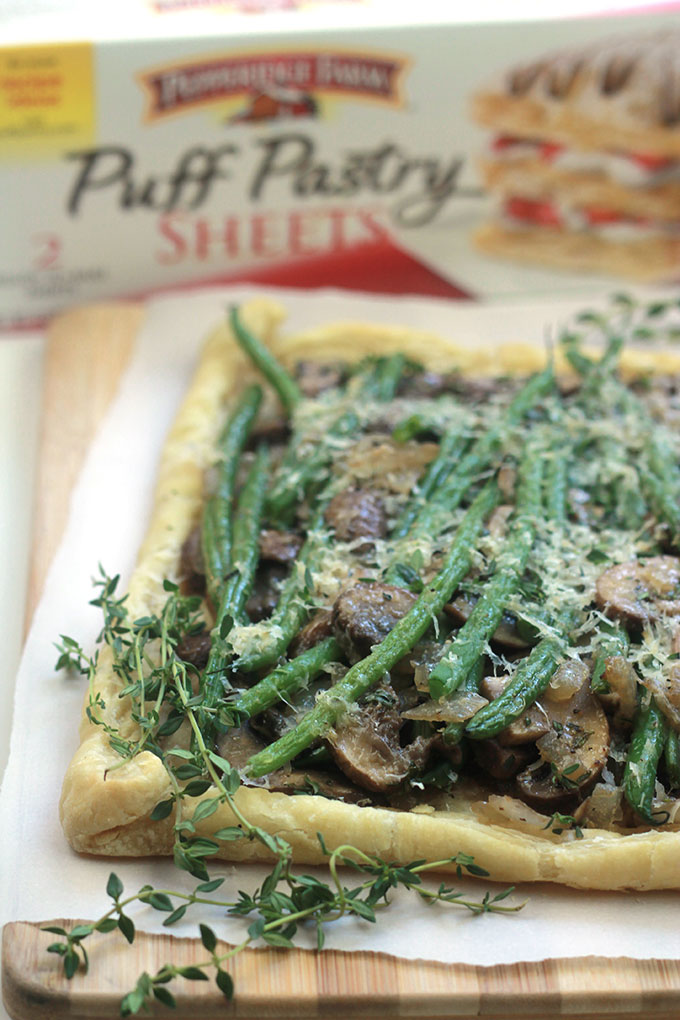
[3,0,680,324]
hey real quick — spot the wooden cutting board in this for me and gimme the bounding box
[4,302,680,1020]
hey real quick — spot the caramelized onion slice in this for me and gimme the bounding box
[574,782,624,830]
[402,691,488,724]
[596,557,680,625]
[473,794,552,834]
[601,655,638,727]
[638,669,680,732]
[544,659,589,704]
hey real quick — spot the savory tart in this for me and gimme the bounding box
[471,30,680,281]
[60,296,680,890]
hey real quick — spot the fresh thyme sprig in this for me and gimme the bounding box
[44,837,523,1017]
[53,569,525,1014]
[542,811,584,839]
[559,293,680,364]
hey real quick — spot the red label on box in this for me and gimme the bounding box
[140,50,406,122]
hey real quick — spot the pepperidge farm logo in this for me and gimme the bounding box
[138,50,408,124]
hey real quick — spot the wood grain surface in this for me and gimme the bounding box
[4,302,680,1019]
[6,919,680,1020]
[24,302,144,630]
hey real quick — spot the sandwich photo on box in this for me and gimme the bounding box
[471,30,680,282]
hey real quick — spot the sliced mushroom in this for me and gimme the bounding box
[516,677,610,811]
[259,528,303,565]
[332,581,417,661]
[432,733,464,767]
[245,564,287,622]
[536,679,610,787]
[445,595,530,650]
[218,724,369,803]
[479,675,507,700]
[595,556,680,625]
[473,739,534,781]
[267,768,372,804]
[244,414,290,451]
[324,487,387,552]
[218,721,270,771]
[515,760,580,813]
[179,525,205,593]
[176,630,212,670]
[289,609,334,656]
[326,689,433,793]
[295,360,345,397]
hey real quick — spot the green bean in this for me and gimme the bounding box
[386,365,554,576]
[266,355,407,522]
[201,384,263,608]
[464,637,563,741]
[232,363,406,660]
[441,658,485,747]
[371,353,407,400]
[200,503,225,611]
[202,445,271,706]
[564,331,679,535]
[233,503,329,673]
[623,695,668,825]
[230,306,301,415]
[232,637,342,720]
[638,439,680,537]
[245,479,500,777]
[446,436,569,743]
[392,413,437,443]
[664,730,680,791]
[266,412,358,522]
[390,429,469,540]
[590,624,630,695]
[544,445,569,525]
[603,389,680,537]
[427,449,544,702]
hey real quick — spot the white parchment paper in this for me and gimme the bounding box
[2,284,679,968]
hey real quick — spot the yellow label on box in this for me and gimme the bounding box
[0,43,95,158]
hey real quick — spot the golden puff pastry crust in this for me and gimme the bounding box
[60,297,680,891]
